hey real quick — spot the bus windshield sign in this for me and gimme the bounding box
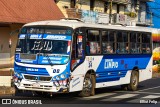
[15,27,72,65]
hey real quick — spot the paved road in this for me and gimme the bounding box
[0,78,160,105]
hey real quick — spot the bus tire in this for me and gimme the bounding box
[14,85,20,96]
[121,84,128,91]
[79,73,95,97]
[128,71,139,91]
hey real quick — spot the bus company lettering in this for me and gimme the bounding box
[46,35,66,40]
[26,68,39,72]
[19,34,25,39]
[30,34,42,39]
[104,59,118,69]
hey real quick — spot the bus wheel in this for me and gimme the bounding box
[128,71,139,91]
[14,85,21,96]
[79,73,95,97]
[121,84,128,91]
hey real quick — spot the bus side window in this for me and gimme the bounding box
[102,30,115,54]
[142,33,151,54]
[116,31,128,54]
[130,32,141,54]
[90,42,100,54]
[86,30,100,55]
[77,35,83,58]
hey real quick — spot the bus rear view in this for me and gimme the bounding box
[14,26,72,94]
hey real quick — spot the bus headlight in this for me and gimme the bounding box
[56,76,60,80]
[60,74,65,79]
[19,75,23,79]
[52,77,56,81]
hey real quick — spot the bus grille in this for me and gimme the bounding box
[24,75,52,81]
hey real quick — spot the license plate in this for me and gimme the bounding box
[32,83,40,87]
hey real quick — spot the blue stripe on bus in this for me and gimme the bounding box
[14,63,49,76]
[96,54,151,83]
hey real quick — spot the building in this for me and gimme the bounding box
[0,0,64,86]
[146,0,160,63]
[55,0,128,23]
[147,0,160,28]
[55,0,153,26]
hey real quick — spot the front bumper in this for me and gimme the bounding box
[15,79,68,93]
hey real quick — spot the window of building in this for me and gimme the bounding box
[86,30,100,54]
[90,0,95,11]
[104,2,108,13]
[117,4,120,13]
[71,0,76,8]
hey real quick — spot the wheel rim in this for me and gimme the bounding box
[132,74,137,86]
[83,77,92,94]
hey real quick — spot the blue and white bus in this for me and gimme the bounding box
[14,19,152,97]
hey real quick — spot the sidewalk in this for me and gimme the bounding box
[0,67,15,95]
[0,86,15,95]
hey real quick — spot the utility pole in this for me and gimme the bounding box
[109,0,113,23]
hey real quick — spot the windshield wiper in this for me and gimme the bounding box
[43,53,53,66]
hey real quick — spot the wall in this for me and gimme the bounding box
[76,0,90,10]
[56,0,127,18]
[119,5,125,14]
[56,0,71,17]
[0,24,23,68]
[0,27,11,67]
[0,27,10,53]
[94,0,104,13]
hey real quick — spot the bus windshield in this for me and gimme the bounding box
[15,27,72,65]
[16,38,69,55]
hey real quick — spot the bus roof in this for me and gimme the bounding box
[24,19,154,33]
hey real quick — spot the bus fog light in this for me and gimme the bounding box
[19,75,23,79]
[62,79,67,86]
[17,73,20,77]
[54,81,59,87]
[59,80,63,86]
[52,77,56,81]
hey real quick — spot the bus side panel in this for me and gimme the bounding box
[69,63,85,92]
[95,54,152,88]
[139,57,152,82]
[69,56,103,92]
[96,70,132,88]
